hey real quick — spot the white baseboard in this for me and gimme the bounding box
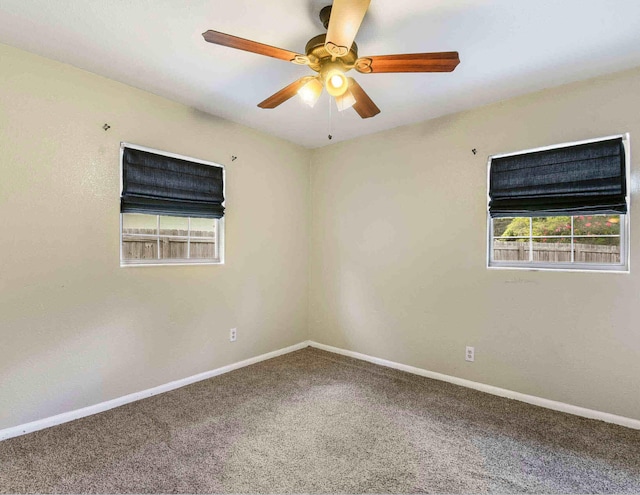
[308,341,640,430]
[0,341,312,442]
[4,339,638,442]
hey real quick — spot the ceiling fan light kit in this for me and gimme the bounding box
[335,89,356,112]
[323,65,349,97]
[202,0,460,119]
[298,77,324,107]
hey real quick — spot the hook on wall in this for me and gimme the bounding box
[103,123,111,131]
[231,156,237,162]
[472,148,477,155]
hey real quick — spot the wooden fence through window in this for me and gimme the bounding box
[493,241,620,263]
[122,229,216,260]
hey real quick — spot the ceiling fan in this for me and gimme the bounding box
[202,0,460,119]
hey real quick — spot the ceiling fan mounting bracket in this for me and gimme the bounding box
[319,5,332,30]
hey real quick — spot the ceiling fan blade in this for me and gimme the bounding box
[355,52,460,73]
[348,78,380,119]
[325,0,371,58]
[202,30,304,63]
[258,77,313,109]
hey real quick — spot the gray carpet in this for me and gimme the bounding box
[1,347,639,493]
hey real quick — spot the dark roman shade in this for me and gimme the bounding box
[488,138,627,218]
[121,146,224,219]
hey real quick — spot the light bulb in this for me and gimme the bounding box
[324,69,348,97]
[330,74,343,89]
[335,89,356,112]
[297,78,323,107]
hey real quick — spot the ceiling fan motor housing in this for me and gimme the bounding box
[305,34,358,70]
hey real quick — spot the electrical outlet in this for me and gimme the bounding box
[465,346,475,362]
[230,328,237,342]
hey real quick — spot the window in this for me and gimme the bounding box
[121,214,220,264]
[491,215,625,267]
[488,135,629,272]
[120,144,225,266]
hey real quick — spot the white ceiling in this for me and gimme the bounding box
[1,0,640,148]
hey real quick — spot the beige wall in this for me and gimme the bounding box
[309,67,640,421]
[0,43,310,430]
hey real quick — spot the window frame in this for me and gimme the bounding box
[486,134,630,273]
[119,142,225,267]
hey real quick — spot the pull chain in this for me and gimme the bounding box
[328,95,333,140]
